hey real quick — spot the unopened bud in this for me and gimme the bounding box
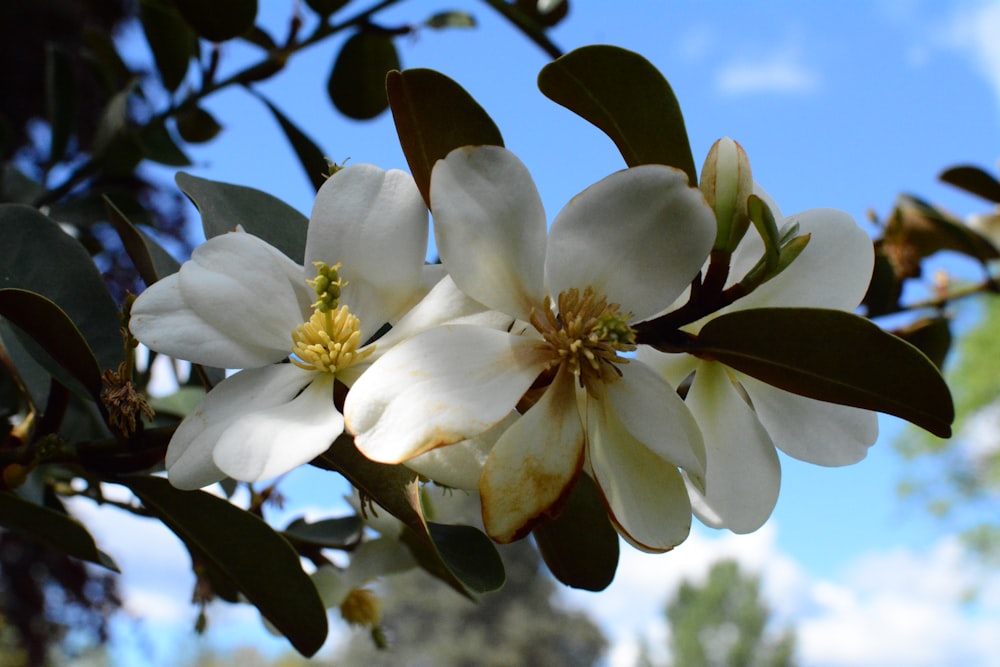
[700,137,753,251]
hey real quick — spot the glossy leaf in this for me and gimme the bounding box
[883,194,1000,267]
[175,106,223,143]
[0,319,51,412]
[45,44,75,164]
[104,196,181,286]
[533,473,619,591]
[0,205,122,373]
[254,93,328,191]
[0,289,103,400]
[892,316,952,371]
[304,0,348,17]
[940,165,1000,204]
[538,45,697,184]
[124,476,327,656]
[175,172,308,263]
[173,0,257,42]
[328,30,400,120]
[283,515,363,549]
[387,68,504,208]
[138,121,191,166]
[315,434,504,596]
[139,0,196,92]
[695,307,954,438]
[426,11,477,29]
[0,491,119,572]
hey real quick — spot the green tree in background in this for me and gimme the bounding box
[662,560,796,667]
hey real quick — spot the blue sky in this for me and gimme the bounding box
[82,2,1000,666]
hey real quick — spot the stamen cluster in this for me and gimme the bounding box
[290,306,372,373]
[530,286,636,396]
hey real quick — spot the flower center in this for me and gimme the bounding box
[290,262,374,373]
[530,286,636,396]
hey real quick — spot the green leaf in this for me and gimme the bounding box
[0,491,119,572]
[387,68,504,208]
[175,106,223,143]
[0,319,51,412]
[425,11,477,29]
[283,515,363,549]
[0,289,103,400]
[328,30,400,121]
[175,172,308,263]
[695,307,955,438]
[533,473,619,591]
[304,0,348,17]
[139,0,196,92]
[0,205,123,373]
[253,93,328,192]
[940,165,1000,204]
[538,45,697,184]
[124,476,328,656]
[137,121,191,167]
[315,434,504,596]
[891,316,952,371]
[173,0,258,42]
[884,194,1000,265]
[45,44,76,164]
[104,196,181,286]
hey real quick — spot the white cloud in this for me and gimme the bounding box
[559,525,1000,667]
[941,2,1000,110]
[715,49,821,97]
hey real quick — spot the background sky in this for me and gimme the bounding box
[75,2,1000,666]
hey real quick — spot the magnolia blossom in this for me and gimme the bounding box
[639,139,879,533]
[131,164,438,489]
[345,146,716,551]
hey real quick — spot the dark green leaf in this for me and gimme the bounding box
[328,30,400,120]
[695,307,954,438]
[241,25,278,51]
[283,515,363,548]
[0,205,123,373]
[0,491,119,571]
[0,319,51,412]
[884,194,1000,265]
[940,165,1000,204]
[137,121,191,167]
[0,289,103,399]
[104,196,181,286]
[515,0,569,27]
[45,44,76,164]
[315,433,504,596]
[124,476,327,656]
[533,472,619,591]
[175,172,308,263]
[892,316,952,371]
[387,68,504,208]
[139,0,196,92]
[538,45,697,184]
[305,0,348,17]
[425,11,477,29]
[253,93,328,191]
[81,26,132,92]
[862,250,902,317]
[92,84,134,158]
[173,0,258,42]
[175,106,223,143]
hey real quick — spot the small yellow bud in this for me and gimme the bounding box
[339,587,381,628]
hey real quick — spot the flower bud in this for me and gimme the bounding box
[700,137,753,251]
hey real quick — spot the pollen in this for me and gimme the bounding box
[530,286,636,396]
[290,305,373,374]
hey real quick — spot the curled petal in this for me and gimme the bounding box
[431,146,547,321]
[406,413,517,491]
[306,165,429,330]
[212,373,344,482]
[686,361,780,534]
[481,366,584,543]
[345,326,550,464]
[166,364,316,489]
[740,374,878,466]
[546,165,715,322]
[587,388,692,553]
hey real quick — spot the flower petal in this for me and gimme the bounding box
[212,373,344,482]
[406,413,517,491]
[306,164,428,330]
[480,366,584,543]
[166,364,315,489]
[430,146,547,321]
[686,361,780,534]
[724,206,874,313]
[345,326,551,464]
[739,373,878,466]
[635,346,699,387]
[587,388,692,553]
[546,165,715,322]
[604,361,705,480]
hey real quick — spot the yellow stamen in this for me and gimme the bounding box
[290,305,373,373]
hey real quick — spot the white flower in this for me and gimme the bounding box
[131,164,437,489]
[639,138,879,534]
[345,146,717,552]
